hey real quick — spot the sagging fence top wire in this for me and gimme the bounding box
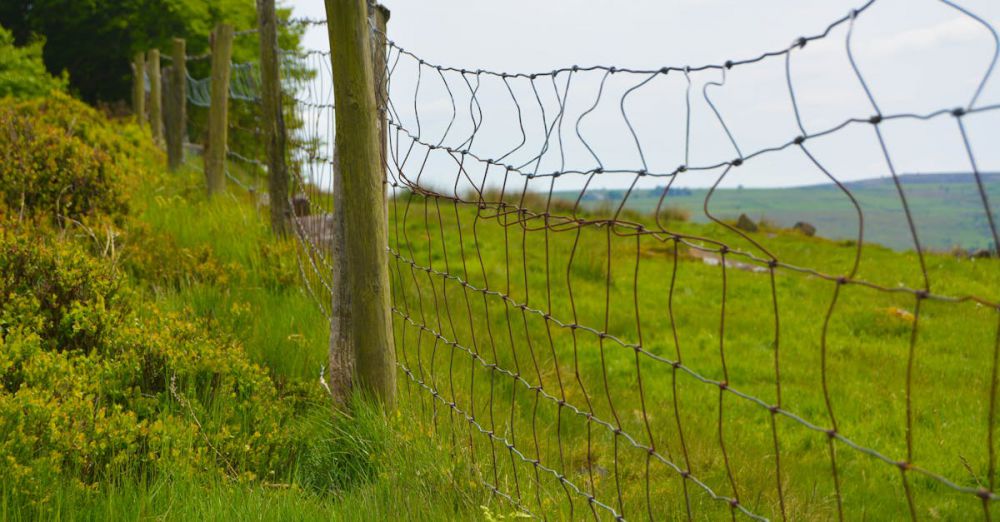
[186,62,262,107]
[170,0,1000,519]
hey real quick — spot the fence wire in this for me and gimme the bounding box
[281,47,338,316]
[372,1,1000,520]
[183,1,1000,519]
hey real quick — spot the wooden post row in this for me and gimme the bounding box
[148,49,163,144]
[205,24,234,196]
[132,51,146,127]
[257,0,292,236]
[324,0,396,407]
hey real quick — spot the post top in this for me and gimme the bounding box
[374,3,390,22]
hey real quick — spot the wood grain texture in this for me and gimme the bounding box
[324,0,396,407]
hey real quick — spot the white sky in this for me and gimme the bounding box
[287,0,1000,190]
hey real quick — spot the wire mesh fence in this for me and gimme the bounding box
[175,1,1000,519]
[377,1,1000,520]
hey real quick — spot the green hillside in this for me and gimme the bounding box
[562,173,1000,252]
[3,5,1000,518]
[4,92,1000,522]
[390,186,1000,520]
[0,94,481,521]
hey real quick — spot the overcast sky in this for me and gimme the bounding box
[287,0,1000,191]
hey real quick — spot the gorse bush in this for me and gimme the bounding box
[0,93,149,223]
[0,227,122,354]
[0,226,323,503]
[0,92,355,508]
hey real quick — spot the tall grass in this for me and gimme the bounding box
[1,397,485,522]
[0,158,489,520]
[390,192,1000,520]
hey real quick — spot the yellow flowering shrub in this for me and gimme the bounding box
[0,226,321,503]
[0,91,344,507]
[0,93,152,223]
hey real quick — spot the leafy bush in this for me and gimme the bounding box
[0,25,66,99]
[120,219,299,294]
[0,226,122,354]
[0,227,325,503]
[16,92,153,166]
[0,93,153,223]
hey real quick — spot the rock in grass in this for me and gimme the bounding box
[735,213,758,233]
[793,221,816,237]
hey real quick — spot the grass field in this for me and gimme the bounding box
[557,173,1000,252]
[5,109,999,520]
[1,151,492,521]
[115,160,489,521]
[388,188,1000,520]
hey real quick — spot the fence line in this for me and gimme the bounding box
[136,0,1000,519]
[376,1,1000,520]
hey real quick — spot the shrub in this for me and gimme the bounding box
[120,221,246,291]
[793,221,817,237]
[15,92,154,168]
[0,228,323,503]
[0,227,122,354]
[0,94,141,223]
[0,25,67,99]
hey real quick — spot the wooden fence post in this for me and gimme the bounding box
[166,38,187,171]
[132,51,146,127]
[373,5,389,178]
[148,49,163,145]
[205,24,234,196]
[324,0,396,407]
[257,0,291,236]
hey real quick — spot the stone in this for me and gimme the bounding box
[793,221,816,237]
[735,213,758,233]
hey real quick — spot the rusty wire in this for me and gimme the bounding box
[282,0,1000,519]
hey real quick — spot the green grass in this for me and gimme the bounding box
[134,177,329,381]
[8,136,999,520]
[0,156,491,520]
[388,190,1000,520]
[1,397,487,522]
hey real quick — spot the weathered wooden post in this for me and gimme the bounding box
[372,5,389,174]
[324,0,396,407]
[148,49,163,145]
[205,24,234,196]
[166,38,187,171]
[132,51,146,127]
[257,0,292,236]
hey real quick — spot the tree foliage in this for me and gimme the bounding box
[0,0,276,103]
[0,25,67,99]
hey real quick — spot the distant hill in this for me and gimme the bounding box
[557,173,1000,252]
